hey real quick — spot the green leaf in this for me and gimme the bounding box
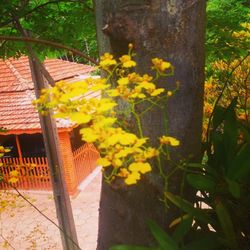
[212,105,225,130]
[211,132,226,170]
[225,178,240,198]
[165,192,214,225]
[227,143,250,180]
[239,123,250,142]
[182,233,220,250]
[147,220,180,250]
[187,174,216,192]
[223,98,238,167]
[0,127,7,133]
[215,200,238,249]
[172,216,193,243]
[185,163,204,169]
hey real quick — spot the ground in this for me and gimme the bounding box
[0,168,101,250]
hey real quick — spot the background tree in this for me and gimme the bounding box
[0,0,97,61]
[95,0,206,249]
[206,0,249,64]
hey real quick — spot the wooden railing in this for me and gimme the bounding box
[0,143,99,192]
[0,157,51,190]
[73,143,100,185]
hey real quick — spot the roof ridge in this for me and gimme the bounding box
[5,59,33,91]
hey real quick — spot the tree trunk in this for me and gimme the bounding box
[94,1,206,249]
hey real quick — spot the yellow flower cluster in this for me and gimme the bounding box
[99,53,117,70]
[82,124,158,184]
[35,48,180,185]
[0,146,21,184]
[232,22,250,40]
[8,170,19,184]
[0,146,10,158]
[119,55,137,68]
[203,56,250,139]
[107,73,165,100]
[152,58,171,73]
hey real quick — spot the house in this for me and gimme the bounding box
[0,56,100,195]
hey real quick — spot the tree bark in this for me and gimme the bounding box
[95,1,206,249]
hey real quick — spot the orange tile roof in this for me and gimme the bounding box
[0,56,95,134]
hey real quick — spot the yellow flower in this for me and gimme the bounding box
[118,77,129,86]
[8,177,18,184]
[134,138,148,147]
[129,92,146,99]
[144,147,159,159]
[128,43,133,49]
[128,72,141,82]
[159,136,180,146]
[112,158,123,167]
[118,168,130,178]
[119,55,137,68]
[167,91,173,97]
[141,74,153,82]
[91,80,110,91]
[152,58,171,72]
[120,133,137,145]
[107,89,120,97]
[69,113,92,124]
[96,101,117,112]
[10,170,19,177]
[80,128,99,142]
[128,162,152,174]
[100,53,117,69]
[151,88,165,96]
[125,172,141,185]
[0,146,11,154]
[107,132,137,146]
[97,157,111,167]
[138,81,155,90]
[95,117,117,128]
[115,148,133,158]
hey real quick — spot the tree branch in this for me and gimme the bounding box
[0,35,98,65]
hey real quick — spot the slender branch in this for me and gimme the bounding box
[0,216,16,250]
[0,35,98,65]
[131,103,143,138]
[0,233,16,250]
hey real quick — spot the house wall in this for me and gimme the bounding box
[58,131,78,195]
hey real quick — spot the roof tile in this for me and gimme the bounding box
[0,57,95,133]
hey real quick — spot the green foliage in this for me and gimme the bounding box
[111,220,180,250]
[112,100,250,250]
[0,0,97,61]
[206,0,249,63]
[169,100,250,249]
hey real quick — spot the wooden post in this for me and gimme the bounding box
[58,131,78,195]
[15,135,23,159]
[12,15,79,249]
[28,57,80,250]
